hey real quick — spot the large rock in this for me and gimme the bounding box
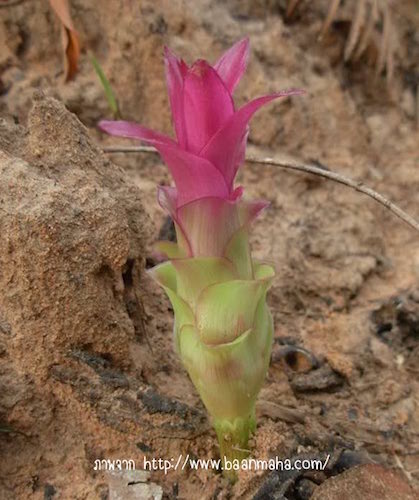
[0,93,153,378]
[311,463,417,500]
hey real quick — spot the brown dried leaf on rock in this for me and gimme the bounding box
[49,0,80,82]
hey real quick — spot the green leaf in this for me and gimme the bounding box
[254,262,275,281]
[195,266,274,345]
[90,52,120,118]
[148,261,194,350]
[154,241,186,259]
[178,301,273,421]
[224,226,253,279]
[172,257,237,309]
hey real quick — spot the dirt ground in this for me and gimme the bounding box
[0,0,418,499]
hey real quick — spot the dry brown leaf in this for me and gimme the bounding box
[286,0,301,18]
[49,0,80,82]
[344,0,366,61]
[319,0,341,40]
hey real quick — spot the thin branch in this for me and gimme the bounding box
[246,155,419,232]
[393,454,413,484]
[104,145,157,155]
[0,0,26,7]
[102,145,419,233]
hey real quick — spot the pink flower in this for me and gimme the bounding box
[99,39,303,208]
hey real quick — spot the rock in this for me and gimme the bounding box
[0,95,154,497]
[325,350,353,379]
[0,94,153,378]
[295,478,318,499]
[369,337,394,367]
[43,483,56,500]
[311,464,417,500]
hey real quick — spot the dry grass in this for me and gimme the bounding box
[287,0,398,84]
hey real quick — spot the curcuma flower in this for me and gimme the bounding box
[100,38,303,477]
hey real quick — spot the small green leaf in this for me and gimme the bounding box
[154,241,186,259]
[148,261,195,350]
[254,262,275,281]
[90,52,120,118]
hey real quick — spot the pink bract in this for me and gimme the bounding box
[99,38,304,208]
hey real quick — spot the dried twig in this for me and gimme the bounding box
[294,0,398,83]
[376,2,391,77]
[286,0,301,18]
[258,399,306,424]
[104,146,157,155]
[353,0,378,61]
[319,0,341,40]
[102,145,419,234]
[0,0,26,7]
[416,83,419,130]
[393,454,413,483]
[344,0,366,61]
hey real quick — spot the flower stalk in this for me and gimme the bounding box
[99,38,303,479]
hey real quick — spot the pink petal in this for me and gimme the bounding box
[99,120,176,147]
[238,199,270,226]
[200,89,305,189]
[164,47,188,148]
[214,38,250,93]
[157,185,177,217]
[99,120,230,206]
[155,143,230,206]
[230,185,244,201]
[183,60,235,154]
[157,186,193,256]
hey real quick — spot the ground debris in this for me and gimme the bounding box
[252,449,376,500]
[311,463,417,500]
[251,448,362,500]
[50,356,207,437]
[272,342,320,373]
[107,470,162,500]
[289,364,344,393]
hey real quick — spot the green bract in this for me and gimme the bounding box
[151,244,275,476]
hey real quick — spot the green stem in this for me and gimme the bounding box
[213,412,256,482]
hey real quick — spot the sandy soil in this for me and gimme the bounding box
[0,0,418,499]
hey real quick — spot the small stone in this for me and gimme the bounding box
[376,379,404,406]
[44,484,56,500]
[326,351,353,378]
[107,470,163,500]
[369,337,394,367]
